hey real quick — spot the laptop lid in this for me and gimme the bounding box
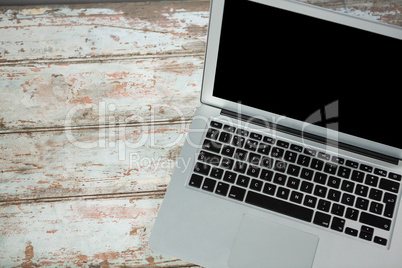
[200,0,402,163]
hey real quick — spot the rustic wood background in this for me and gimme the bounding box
[0,0,401,266]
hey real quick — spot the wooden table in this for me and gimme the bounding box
[0,0,400,266]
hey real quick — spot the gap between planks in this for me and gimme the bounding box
[0,116,194,135]
[0,52,205,67]
[0,189,166,206]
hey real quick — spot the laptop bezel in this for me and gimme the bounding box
[200,0,402,162]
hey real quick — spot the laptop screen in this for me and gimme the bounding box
[212,0,402,149]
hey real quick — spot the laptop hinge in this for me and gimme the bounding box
[221,109,400,165]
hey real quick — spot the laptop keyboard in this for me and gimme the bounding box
[188,119,401,248]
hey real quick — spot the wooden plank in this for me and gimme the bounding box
[0,1,210,62]
[0,197,198,267]
[302,0,402,26]
[0,122,194,202]
[0,56,203,131]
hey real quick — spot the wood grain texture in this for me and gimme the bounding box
[0,0,401,267]
[0,197,198,267]
[0,57,202,131]
[0,123,190,201]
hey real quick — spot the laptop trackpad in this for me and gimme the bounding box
[228,214,319,268]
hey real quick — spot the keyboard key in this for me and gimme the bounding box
[383,192,397,218]
[198,150,221,166]
[360,164,373,173]
[276,187,290,199]
[232,136,246,147]
[311,158,324,170]
[341,180,355,193]
[355,184,369,197]
[301,168,314,180]
[313,211,331,228]
[318,152,331,161]
[323,163,337,174]
[365,174,379,187]
[247,165,261,177]
[360,212,391,231]
[337,167,351,179]
[250,179,264,191]
[304,148,316,156]
[290,144,303,152]
[210,167,224,179]
[331,203,345,216]
[351,170,365,183]
[234,161,248,173]
[331,217,345,232]
[374,168,387,177]
[245,191,314,222]
[250,132,262,140]
[189,174,203,188]
[332,156,345,165]
[247,153,261,165]
[287,164,301,177]
[194,162,211,175]
[228,186,246,201]
[223,125,236,133]
[263,183,276,195]
[260,169,274,181]
[202,178,216,192]
[379,178,400,193]
[219,132,232,143]
[313,185,327,198]
[271,147,284,158]
[236,175,250,188]
[236,129,249,136]
[223,171,237,184]
[234,149,248,161]
[345,207,359,221]
[274,160,287,173]
[287,177,301,189]
[277,140,289,148]
[317,199,331,212]
[300,181,314,194]
[290,191,304,204]
[263,136,275,144]
[369,201,384,215]
[313,172,328,185]
[220,157,234,169]
[261,156,274,169]
[210,121,223,129]
[327,176,341,189]
[206,128,220,140]
[346,160,359,168]
[355,197,369,210]
[221,145,235,157]
[257,143,271,155]
[341,193,355,206]
[215,182,230,196]
[368,188,383,201]
[374,236,387,246]
[284,151,298,163]
[273,173,287,185]
[202,139,222,153]
[297,155,311,167]
[245,139,259,151]
[328,189,341,202]
[389,172,402,181]
[303,195,317,208]
[345,227,358,237]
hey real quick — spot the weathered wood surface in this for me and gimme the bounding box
[0,0,401,267]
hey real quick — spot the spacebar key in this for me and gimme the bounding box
[245,191,314,222]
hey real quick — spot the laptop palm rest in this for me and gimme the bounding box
[228,214,319,268]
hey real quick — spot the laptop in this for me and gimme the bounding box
[149,0,402,267]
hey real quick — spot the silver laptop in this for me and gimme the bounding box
[149,0,402,267]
